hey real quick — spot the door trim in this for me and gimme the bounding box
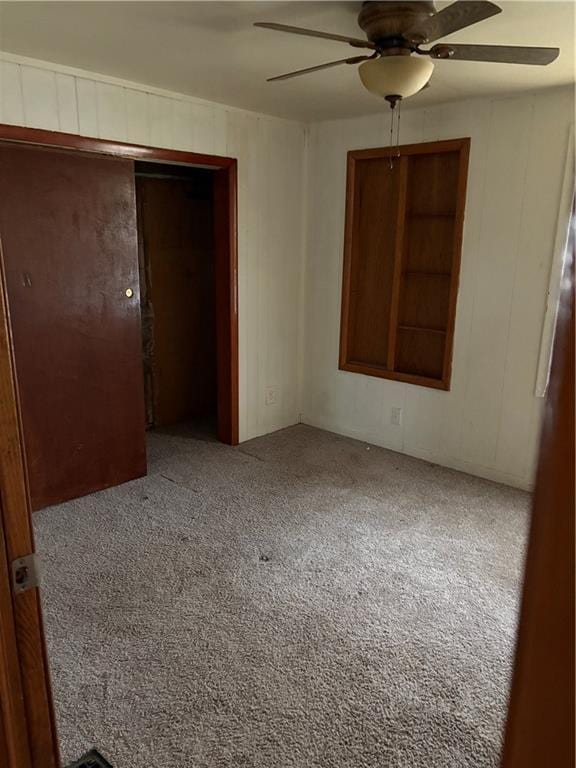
[500,211,575,767]
[0,238,60,768]
[0,123,239,445]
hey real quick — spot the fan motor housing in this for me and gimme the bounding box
[358,1,436,45]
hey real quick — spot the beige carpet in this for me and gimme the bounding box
[33,425,529,768]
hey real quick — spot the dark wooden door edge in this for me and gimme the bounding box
[0,241,60,767]
[0,123,239,446]
[501,215,575,767]
[0,501,33,768]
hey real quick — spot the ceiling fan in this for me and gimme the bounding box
[254,1,560,107]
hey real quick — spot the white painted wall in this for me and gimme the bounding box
[0,52,307,443]
[301,87,574,490]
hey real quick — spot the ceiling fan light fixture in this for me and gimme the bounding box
[358,55,434,99]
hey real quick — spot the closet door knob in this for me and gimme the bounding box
[125,288,134,298]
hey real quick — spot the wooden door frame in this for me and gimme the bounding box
[0,237,60,767]
[0,123,239,446]
[500,210,575,768]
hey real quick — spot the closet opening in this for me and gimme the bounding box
[0,124,238,510]
[136,162,218,441]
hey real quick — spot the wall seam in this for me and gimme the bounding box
[296,122,311,421]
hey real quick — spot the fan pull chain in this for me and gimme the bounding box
[396,98,402,158]
[388,105,395,170]
[386,96,402,170]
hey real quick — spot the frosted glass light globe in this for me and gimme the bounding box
[359,56,434,99]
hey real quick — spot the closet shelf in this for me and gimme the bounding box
[407,211,456,219]
[403,270,451,277]
[398,325,447,336]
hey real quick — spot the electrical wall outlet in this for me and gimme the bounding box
[391,407,403,426]
[265,386,278,406]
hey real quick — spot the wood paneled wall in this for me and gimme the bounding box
[1,51,572,488]
[303,87,574,490]
[0,52,306,444]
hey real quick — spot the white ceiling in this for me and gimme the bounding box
[0,1,573,121]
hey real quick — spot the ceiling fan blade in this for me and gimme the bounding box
[254,22,375,50]
[267,56,372,82]
[403,1,502,44]
[429,43,560,65]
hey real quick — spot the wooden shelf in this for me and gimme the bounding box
[403,270,451,277]
[347,359,388,372]
[407,211,455,219]
[398,325,447,335]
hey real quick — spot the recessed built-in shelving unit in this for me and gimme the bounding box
[339,137,470,390]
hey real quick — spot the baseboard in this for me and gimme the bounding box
[300,415,535,492]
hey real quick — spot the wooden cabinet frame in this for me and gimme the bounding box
[339,138,470,390]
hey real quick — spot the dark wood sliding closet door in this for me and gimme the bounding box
[0,143,146,509]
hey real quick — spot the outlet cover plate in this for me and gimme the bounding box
[265,386,278,406]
